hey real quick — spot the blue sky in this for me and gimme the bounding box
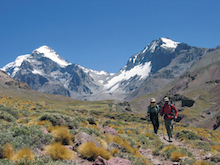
[0,0,219,73]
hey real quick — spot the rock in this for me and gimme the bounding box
[172,163,179,165]
[153,160,163,165]
[108,157,132,165]
[203,153,212,160]
[139,148,151,158]
[19,81,31,90]
[200,136,209,142]
[73,132,102,149]
[64,145,73,150]
[92,156,109,165]
[201,114,206,118]
[103,127,118,136]
[175,114,185,122]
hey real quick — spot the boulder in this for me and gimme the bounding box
[73,132,102,149]
[108,157,132,165]
[92,156,109,165]
[175,114,185,122]
[103,127,118,136]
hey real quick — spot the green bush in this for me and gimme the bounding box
[0,106,19,119]
[0,123,53,150]
[90,110,104,116]
[176,129,200,140]
[102,120,122,127]
[104,112,140,122]
[189,140,211,152]
[211,153,220,163]
[39,113,80,129]
[80,127,100,136]
[152,143,165,156]
[18,109,31,117]
[135,134,150,149]
[0,111,16,122]
[87,117,96,125]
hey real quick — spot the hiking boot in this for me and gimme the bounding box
[168,138,173,142]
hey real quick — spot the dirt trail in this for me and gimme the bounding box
[143,133,213,165]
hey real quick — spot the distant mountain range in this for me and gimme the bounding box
[1,37,219,101]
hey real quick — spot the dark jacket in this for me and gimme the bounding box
[148,104,160,117]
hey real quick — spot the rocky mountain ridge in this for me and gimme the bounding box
[1,38,218,101]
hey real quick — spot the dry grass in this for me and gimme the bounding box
[211,144,220,154]
[110,148,120,156]
[44,142,75,160]
[105,134,137,154]
[95,137,108,150]
[50,125,73,145]
[77,141,112,161]
[12,148,35,161]
[171,151,186,162]
[193,160,211,165]
[3,144,14,160]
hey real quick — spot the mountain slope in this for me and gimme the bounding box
[125,42,210,100]
[130,48,220,130]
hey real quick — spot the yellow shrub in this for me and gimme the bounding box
[193,162,200,165]
[17,119,26,123]
[193,160,211,165]
[145,132,151,137]
[105,134,134,154]
[123,140,135,153]
[105,134,113,143]
[171,151,185,162]
[51,125,72,145]
[126,130,134,134]
[44,142,75,160]
[133,148,142,157]
[3,144,14,160]
[77,142,112,160]
[112,135,124,146]
[110,148,120,156]
[95,137,108,150]
[117,129,125,134]
[161,145,176,153]
[13,148,35,161]
[37,120,52,126]
[211,144,220,153]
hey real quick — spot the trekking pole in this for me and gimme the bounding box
[147,116,149,132]
[161,116,164,139]
[174,118,176,140]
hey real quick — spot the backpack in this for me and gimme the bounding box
[149,105,159,116]
[162,102,175,119]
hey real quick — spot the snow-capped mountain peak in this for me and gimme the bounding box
[160,37,180,49]
[142,37,180,53]
[2,54,31,77]
[34,45,71,67]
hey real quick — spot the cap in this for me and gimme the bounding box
[164,97,169,102]
[150,98,156,103]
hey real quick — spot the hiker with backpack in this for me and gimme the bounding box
[147,98,160,134]
[160,97,178,142]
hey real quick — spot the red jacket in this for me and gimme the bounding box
[160,103,178,120]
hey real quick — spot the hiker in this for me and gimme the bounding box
[160,97,178,142]
[147,98,160,134]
